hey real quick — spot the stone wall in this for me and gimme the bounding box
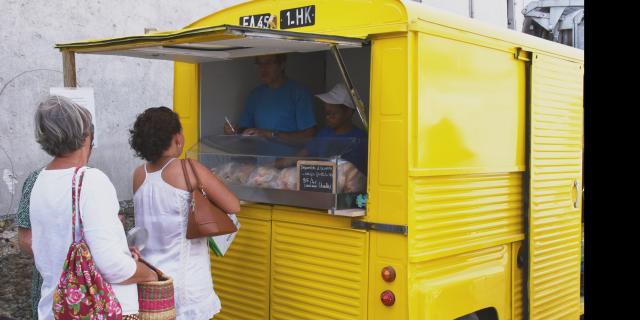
[0,216,34,320]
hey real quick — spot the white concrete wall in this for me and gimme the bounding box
[0,0,246,215]
[473,0,510,28]
[421,0,472,18]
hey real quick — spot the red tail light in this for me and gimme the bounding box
[380,290,395,306]
[381,266,396,282]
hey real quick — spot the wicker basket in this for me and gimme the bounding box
[137,259,176,320]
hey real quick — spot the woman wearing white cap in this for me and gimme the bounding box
[310,83,368,174]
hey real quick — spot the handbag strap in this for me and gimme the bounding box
[186,159,204,191]
[181,159,193,193]
[71,166,87,242]
[138,257,167,279]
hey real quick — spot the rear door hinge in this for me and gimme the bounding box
[351,220,408,235]
[515,47,531,61]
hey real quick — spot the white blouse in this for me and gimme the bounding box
[133,158,221,320]
[30,167,138,320]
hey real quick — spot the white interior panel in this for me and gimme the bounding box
[78,26,365,63]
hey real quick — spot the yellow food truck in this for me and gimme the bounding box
[55,0,584,319]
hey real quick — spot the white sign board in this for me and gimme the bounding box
[49,87,98,147]
[208,214,241,257]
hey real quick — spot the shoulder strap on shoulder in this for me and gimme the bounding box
[186,159,204,189]
[160,158,177,171]
[181,159,193,193]
[71,167,83,242]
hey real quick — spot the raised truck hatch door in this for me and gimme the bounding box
[56,24,370,129]
[55,24,367,63]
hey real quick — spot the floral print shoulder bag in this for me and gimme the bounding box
[52,167,123,319]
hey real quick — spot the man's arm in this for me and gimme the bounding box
[278,126,316,139]
[242,126,316,138]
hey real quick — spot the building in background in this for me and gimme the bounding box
[412,0,584,49]
[522,0,584,49]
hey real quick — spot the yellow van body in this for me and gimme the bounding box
[56,1,584,319]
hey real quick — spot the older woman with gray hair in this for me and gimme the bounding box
[17,95,157,320]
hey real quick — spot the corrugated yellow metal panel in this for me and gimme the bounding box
[528,53,583,320]
[272,206,353,230]
[211,216,271,320]
[410,245,511,319]
[239,203,273,221]
[271,222,368,320]
[409,173,524,263]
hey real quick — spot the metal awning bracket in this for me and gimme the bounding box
[329,45,369,131]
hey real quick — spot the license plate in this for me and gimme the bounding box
[280,5,315,29]
[239,13,277,29]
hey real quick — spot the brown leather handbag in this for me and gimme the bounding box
[181,158,237,239]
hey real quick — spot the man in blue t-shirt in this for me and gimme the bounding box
[307,83,368,174]
[224,54,316,139]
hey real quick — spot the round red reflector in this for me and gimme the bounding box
[380,290,395,306]
[381,266,396,282]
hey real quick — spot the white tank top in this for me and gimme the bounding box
[133,158,221,319]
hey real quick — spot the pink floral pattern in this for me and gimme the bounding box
[52,167,123,319]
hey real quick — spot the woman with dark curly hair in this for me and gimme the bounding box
[129,106,240,319]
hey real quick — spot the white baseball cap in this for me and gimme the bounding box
[315,83,355,109]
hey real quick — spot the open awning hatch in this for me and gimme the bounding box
[56,25,367,63]
[57,25,370,129]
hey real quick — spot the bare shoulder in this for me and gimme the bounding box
[132,164,146,193]
[187,159,218,179]
[133,164,145,176]
[132,165,146,181]
[161,158,190,190]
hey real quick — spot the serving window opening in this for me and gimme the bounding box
[55,25,371,214]
[193,42,371,214]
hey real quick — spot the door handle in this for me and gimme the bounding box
[571,179,579,209]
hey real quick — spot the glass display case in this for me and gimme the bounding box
[186,135,368,213]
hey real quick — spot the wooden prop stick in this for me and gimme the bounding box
[62,51,77,87]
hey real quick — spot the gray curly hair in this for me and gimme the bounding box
[34,95,94,157]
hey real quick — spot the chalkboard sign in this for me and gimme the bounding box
[297,160,336,193]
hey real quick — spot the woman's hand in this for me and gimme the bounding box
[129,246,141,261]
